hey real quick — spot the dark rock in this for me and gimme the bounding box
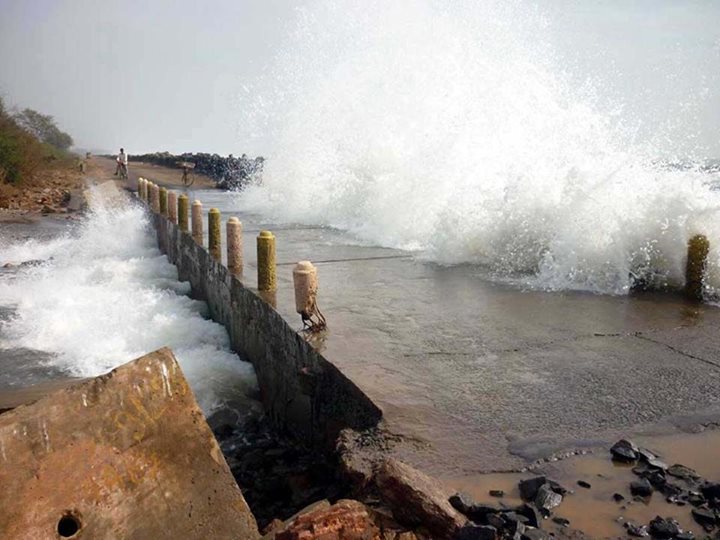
[520,527,549,540]
[630,479,653,497]
[667,464,701,481]
[534,484,562,514]
[455,523,498,540]
[647,458,669,471]
[701,483,720,501]
[502,511,529,532]
[450,493,478,515]
[519,477,547,501]
[648,516,680,539]
[688,491,706,507]
[660,482,682,497]
[610,439,639,462]
[489,490,504,498]
[647,471,667,489]
[612,493,625,502]
[675,533,695,540]
[515,504,542,528]
[487,513,505,530]
[552,516,570,526]
[577,480,591,489]
[691,507,717,527]
[625,522,649,537]
[546,479,567,496]
[637,447,659,462]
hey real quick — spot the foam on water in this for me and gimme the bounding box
[237,0,720,295]
[0,192,258,415]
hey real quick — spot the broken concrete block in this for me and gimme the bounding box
[0,348,258,539]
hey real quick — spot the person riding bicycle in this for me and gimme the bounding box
[115,148,128,177]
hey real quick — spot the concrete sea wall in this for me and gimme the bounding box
[151,211,382,449]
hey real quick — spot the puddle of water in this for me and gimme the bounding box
[443,430,720,538]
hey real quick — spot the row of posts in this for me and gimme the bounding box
[136,178,325,328]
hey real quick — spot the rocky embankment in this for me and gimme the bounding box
[220,433,720,540]
[0,161,83,214]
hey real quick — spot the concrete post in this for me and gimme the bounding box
[293,261,318,316]
[137,178,145,200]
[191,200,203,246]
[178,195,189,232]
[208,208,221,261]
[150,184,160,213]
[140,179,147,201]
[168,191,178,224]
[686,234,709,301]
[257,230,277,291]
[227,217,243,276]
[159,187,168,216]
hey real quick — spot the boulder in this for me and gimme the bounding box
[534,484,562,514]
[272,499,379,540]
[667,464,700,481]
[630,479,653,497]
[519,477,547,501]
[610,439,639,462]
[455,523,498,540]
[691,507,717,527]
[376,458,467,538]
[648,516,680,539]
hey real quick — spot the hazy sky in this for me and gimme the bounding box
[1,0,718,157]
[0,0,291,155]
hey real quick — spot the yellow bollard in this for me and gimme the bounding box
[137,178,144,200]
[168,191,178,224]
[257,230,276,291]
[686,234,709,301]
[140,178,147,201]
[208,208,221,261]
[227,217,243,276]
[191,200,203,245]
[159,187,168,216]
[178,194,189,232]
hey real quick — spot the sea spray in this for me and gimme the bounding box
[237,0,720,295]
[0,192,258,415]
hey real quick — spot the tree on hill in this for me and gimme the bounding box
[13,108,73,151]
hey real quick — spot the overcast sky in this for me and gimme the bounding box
[1,0,718,158]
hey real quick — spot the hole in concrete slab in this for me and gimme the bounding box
[57,511,81,537]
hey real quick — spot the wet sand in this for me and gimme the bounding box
[446,429,720,538]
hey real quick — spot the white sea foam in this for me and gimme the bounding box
[237,0,720,295]
[0,192,258,414]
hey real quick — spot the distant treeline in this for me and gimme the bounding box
[0,97,75,184]
[128,151,264,190]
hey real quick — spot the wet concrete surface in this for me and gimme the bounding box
[183,189,720,479]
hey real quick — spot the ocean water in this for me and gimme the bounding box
[0,191,258,415]
[236,0,720,296]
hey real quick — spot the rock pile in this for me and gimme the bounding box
[609,438,719,539]
[446,475,571,540]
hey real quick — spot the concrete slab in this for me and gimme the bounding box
[0,348,258,539]
[172,190,720,476]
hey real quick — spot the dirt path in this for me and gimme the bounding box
[91,156,216,191]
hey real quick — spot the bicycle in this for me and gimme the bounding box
[177,161,196,187]
[118,162,128,180]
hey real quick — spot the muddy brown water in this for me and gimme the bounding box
[444,430,720,538]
